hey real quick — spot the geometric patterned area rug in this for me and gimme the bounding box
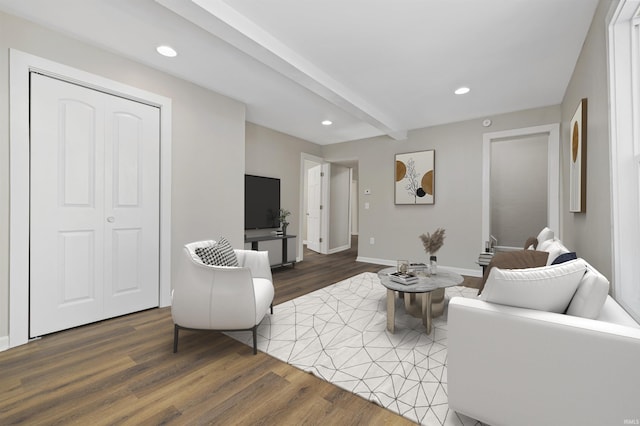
[226,272,484,426]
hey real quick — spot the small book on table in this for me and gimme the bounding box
[389,271,419,285]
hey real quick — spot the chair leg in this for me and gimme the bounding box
[252,326,258,355]
[270,303,273,314]
[173,324,179,353]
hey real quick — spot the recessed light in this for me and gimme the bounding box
[156,45,177,57]
[454,87,470,95]
[322,120,333,126]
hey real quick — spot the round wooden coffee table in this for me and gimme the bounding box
[377,267,463,334]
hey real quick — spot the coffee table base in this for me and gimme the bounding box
[386,288,445,334]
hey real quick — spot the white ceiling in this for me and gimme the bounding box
[0,0,599,145]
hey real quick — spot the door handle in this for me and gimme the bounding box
[107,216,115,223]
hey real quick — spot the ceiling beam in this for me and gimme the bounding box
[156,0,407,140]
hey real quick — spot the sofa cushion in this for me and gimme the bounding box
[480,259,587,313]
[566,261,610,319]
[479,250,549,294]
[538,238,571,265]
[536,227,554,244]
[195,237,239,267]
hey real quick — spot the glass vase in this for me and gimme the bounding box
[430,255,438,275]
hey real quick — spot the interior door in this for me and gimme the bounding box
[307,165,322,252]
[29,73,160,337]
[102,95,160,318]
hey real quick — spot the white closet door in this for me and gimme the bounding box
[29,73,160,337]
[103,95,160,317]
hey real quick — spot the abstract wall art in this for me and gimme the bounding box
[395,150,435,205]
[570,98,587,213]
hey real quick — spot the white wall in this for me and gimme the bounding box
[0,11,246,341]
[322,106,561,272]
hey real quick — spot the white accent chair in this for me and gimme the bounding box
[172,240,274,355]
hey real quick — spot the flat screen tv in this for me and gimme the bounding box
[245,174,281,229]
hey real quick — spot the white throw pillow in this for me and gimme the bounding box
[536,227,554,245]
[480,259,587,313]
[537,239,571,265]
[566,261,610,319]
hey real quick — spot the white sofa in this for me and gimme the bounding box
[448,229,640,426]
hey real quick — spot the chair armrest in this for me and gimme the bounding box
[235,249,273,281]
[447,297,640,426]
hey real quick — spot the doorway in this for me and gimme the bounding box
[299,154,357,260]
[482,124,560,251]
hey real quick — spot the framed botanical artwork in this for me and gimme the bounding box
[570,98,587,213]
[395,150,435,204]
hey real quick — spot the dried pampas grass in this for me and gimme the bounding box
[419,228,446,255]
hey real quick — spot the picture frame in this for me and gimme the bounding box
[570,98,587,213]
[395,150,435,205]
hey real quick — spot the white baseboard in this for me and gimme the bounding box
[356,256,482,277]
[0,335,9,352]
[356,256,395,267]
[328,244,350,254]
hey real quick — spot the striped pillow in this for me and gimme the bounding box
[195,237,239,267]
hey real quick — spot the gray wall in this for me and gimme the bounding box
[560,0,614,279]
[244,122,323,259]
[322,106,561,271]
[0,12,246,340]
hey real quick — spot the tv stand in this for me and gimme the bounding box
[245,234,296,268]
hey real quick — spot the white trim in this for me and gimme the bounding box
[319,163,331,254]
[0,336,8,352]
[356,256,396,267]
[348,168,354,245]
[8,49,172,348]
[482,124,560,250]
[608,0,640,323]
[327,244,350,254]
[298,152,324,261]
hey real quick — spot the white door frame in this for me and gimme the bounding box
[319,163,331,254]
[299,153,324,260]
[482,124,560,251]
[8,49,172,348]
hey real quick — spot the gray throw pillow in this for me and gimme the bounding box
[195,237,239,267]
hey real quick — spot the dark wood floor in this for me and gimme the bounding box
[272,236,386,304]
[0,237,418,425]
